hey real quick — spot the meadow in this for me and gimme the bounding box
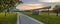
[22,12,60,24]
[0,12,17,24]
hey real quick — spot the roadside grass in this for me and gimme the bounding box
[0,12,17,24]
[22,12,60,24]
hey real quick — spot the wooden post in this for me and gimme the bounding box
[5,12,6,16]
[48,8,49,16]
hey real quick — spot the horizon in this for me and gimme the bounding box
[16,0,60,10]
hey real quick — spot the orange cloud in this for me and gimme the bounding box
[16,4,45,10]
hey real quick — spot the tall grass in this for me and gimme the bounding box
[0,12,17,24]
[22,12,60,24]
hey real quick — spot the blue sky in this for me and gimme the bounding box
[21,0,60,6]
[21,0,52,6]
[22,0,60,3]
[22,0,40,4]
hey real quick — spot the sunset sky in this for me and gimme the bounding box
[16,0,60,10]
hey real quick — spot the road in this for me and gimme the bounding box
[17,12,44,24]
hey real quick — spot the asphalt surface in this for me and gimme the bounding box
[17,12,44,24]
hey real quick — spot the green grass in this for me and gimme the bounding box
[22,12,60,24]
[0,12,17,24]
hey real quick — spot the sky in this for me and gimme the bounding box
[21,0,51,6]
[16,0,60,10]
[22,0,60,3]
[22,0,60,6]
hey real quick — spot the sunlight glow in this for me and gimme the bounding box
[16,4,45,10]
[39,0,60,2]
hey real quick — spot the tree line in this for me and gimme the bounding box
[0,0,23,12]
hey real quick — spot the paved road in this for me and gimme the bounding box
[17,12,44,24]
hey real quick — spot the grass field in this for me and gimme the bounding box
[0,12,17,24]
[22,12,60,24]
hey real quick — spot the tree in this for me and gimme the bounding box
[0,0,22,12]
[0,0,23,16]
[54,5,60,16]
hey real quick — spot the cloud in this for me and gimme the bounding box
[16,4,45,10]
[22,0,40,4]
[38,0,60,3]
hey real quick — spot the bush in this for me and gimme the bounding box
[53,5,60,13]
